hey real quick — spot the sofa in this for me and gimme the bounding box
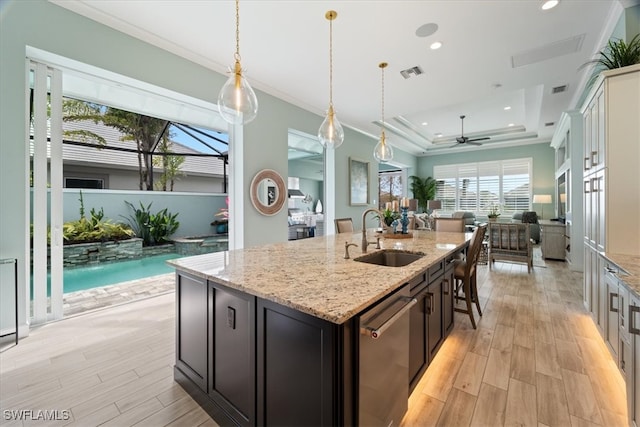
[511,211,540,244]
[452,211,476,226]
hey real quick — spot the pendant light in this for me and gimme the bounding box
[218,0,258,125]
[373,62,394,163]
[318,10,344,149]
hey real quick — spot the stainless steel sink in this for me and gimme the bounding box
[354,250,425,267]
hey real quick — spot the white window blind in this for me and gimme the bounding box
[434,158,532,216]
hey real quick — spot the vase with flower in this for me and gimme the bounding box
[487,203,501,222]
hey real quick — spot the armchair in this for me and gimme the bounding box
[488,223,533,273]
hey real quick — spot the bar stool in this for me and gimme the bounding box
[453,224,487,329]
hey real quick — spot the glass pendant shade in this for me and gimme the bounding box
[318,105,344,149]
[218,60,258,125]
[374,130,394,163]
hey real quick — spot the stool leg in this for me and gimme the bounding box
[464,279,476,329]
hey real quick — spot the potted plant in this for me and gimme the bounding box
[582,34,640,87]
[487,203,501,222]
[376,208,400,228]
[409,176,436,213]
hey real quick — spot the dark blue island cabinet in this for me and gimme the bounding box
[174,271,355,426]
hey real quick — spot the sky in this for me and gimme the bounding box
[170,125,229,155]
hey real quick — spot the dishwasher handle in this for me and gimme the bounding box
[361,297,417,339]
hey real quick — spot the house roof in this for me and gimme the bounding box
[60,120,227,178]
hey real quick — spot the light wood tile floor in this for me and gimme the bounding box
[0,250,627,426]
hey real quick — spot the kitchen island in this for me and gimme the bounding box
[168,230,470,426]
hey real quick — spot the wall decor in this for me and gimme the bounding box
[349,157,370,206]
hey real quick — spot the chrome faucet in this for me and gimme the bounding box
[361,208,383,253]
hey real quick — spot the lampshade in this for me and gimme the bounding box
[318,11,344,149]
[533,194,552,204]
[217,0,258,125]
[560,193,566,203]
[373,62,393,163]
[427,200,442,210]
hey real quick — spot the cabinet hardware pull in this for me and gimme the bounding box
[360,297,417,339]
[591,150,598,166]
[584,157,590,170]
[426,292,434,315]
[629,305,640,335]
[443,278,450,295]
[609,292,619,313]
[584,180,590,194]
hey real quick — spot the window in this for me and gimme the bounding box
[65,177,104,189]
[434,158,532,216]
[378,170,402,210]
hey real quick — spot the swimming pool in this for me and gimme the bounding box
[36,252,180,295]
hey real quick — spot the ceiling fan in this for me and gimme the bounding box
[452,115,490,147]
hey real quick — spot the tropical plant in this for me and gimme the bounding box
[375,208,401,227]
[148,208,180,245]
[586,34,640,70]
[124,201,180,246]
[62,192,134,244]
[582,34,640,88]
[153,137,185,191]
[409,176,437,213]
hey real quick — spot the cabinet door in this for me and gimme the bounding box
[583,104,592,175]
[583,246,591,311]
[583,176,592,245]
[629,296,640,427]
[605,273,619,360]
[176,273,208,391]
[595,170,606,252]
[409,281,428,391]
[256,298,339,427]
[443,256,456,335]
[210,283,255,426]
[427,277,443,363]
[597,255,607,334]
[596,89,606,170]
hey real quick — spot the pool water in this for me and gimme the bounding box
[36,253,180,295]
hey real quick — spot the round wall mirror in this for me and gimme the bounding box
[250,169,286,216]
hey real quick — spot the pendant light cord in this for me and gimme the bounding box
[234,0,241,62]
[328,15,334,108]
[381,64,385,126]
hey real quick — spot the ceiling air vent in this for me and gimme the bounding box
[545,122,555,127]
[551,85,568,94]
[400,66,424,79]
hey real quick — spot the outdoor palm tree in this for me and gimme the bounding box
[63,99,176,191]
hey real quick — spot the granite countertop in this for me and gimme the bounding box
[168,230,470,324]
[600,252,640,295]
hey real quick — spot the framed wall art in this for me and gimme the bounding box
[349,157,370,206]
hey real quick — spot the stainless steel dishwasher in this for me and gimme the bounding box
[359,284,417,426]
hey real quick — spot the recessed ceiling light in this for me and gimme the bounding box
[435,133,443,137]
[508,123,515,127]
[541,0,559,10]
[416,23,438,38]
[422,122,428,126]
[430,41,442,50]
[504,106,511,111]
